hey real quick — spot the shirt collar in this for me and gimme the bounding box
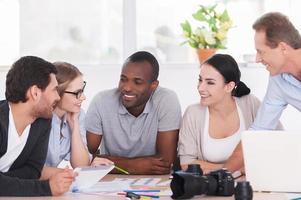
[118,95,153,115]
[52,113,69,139]
[281,73,301,88]
[53,113,67,124]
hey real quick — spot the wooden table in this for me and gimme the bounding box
[0,174,293,199]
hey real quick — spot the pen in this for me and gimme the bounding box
[124,189,161,192]
[114,165,130,175]
[125,192,160,199]
[291,197,301,200]
[140,194,160,199]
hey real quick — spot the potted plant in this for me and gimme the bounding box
[180,4,232,63]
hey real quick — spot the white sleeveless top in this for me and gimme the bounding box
[202,100,245,163]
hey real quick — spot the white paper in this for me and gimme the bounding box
[80,180,131,193]
[113,178,138,185]
[70,165,114,192]
[57,159,71,169]
[131,178,161,186]
[157,179,171,186]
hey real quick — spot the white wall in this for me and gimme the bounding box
[1,64,300,130]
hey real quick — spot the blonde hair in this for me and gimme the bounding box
[53,62,82,97]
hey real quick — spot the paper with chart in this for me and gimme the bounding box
[77,177,172,196]
[70,165,114,192]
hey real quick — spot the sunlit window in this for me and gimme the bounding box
[136,0,263,63]
[0,0,19,65]
[0,0,301,66]
[20,0,122,64]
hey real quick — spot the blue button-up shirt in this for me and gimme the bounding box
[250,73,301,130]
[45,109,88,167]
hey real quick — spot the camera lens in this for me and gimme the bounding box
[234,181,253,200]
[186,164,203,176]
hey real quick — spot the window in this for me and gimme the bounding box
[136,0,195,63]
[20,0,122,64]
[1,0,301,66]
[136,0,263,63]
[0,0,19,66]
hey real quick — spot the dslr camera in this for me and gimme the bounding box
[170,164,234,199]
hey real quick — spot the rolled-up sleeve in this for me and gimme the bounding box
[250,76,287,130]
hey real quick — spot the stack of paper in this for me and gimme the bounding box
[70,165,114,192]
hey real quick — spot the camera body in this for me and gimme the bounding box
[170,165,234,199]
[209,169,235,196]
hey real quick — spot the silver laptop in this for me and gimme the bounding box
[241,131,301,192]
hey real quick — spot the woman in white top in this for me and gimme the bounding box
[41,62,113,180]
[178,54,282,174]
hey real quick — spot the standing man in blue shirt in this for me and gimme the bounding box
[224,12,297,172]
[250,12,301,130]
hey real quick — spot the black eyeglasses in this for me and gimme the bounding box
[64,81,86,99]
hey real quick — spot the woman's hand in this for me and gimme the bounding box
[91,157,114,167]
[66,112,79,132]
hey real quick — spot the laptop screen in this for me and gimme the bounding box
[241,131,301,192]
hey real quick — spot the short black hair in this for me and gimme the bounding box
[124,51,159,81]
[5,56,57,103]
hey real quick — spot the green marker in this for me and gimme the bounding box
[115,165,130,174]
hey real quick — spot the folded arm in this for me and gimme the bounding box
[87,130,178,175]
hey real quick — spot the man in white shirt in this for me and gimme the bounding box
[0,56,76,196]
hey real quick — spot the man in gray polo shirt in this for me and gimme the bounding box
[85,51,181,175]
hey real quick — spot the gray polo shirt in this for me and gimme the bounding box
[85,86,182,158]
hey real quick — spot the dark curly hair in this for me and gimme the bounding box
[5,56,57,103]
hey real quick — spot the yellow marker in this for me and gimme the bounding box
[141,196,152,200]
[114,165,130,175]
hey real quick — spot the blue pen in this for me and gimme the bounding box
[124,189,161,193]
[291,197,301,200]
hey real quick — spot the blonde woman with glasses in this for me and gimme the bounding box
[41,62,112,180]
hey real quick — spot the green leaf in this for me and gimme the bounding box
[208,4,217,12]
[209,17,217,30]
[219,10,230,22]
[179,40,188,46]
[188,39,199,48]
[180,20,192,37]
[192,10,206,22]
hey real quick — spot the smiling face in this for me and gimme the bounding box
[57,75,86,113]
[254,31,286,76]
[198,64,234,107]
[34,73,61,119]
[118,61,158,116]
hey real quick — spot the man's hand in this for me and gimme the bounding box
[91,157,114,167]
[49,168,77,196]
[135,157,171,175]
